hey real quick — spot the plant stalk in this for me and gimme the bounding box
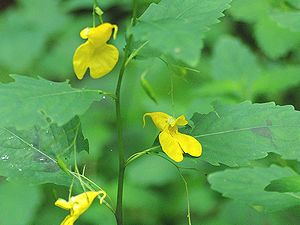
[115,33,133,225]
[114,1,137,224]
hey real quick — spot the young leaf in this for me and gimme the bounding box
[131,0,231,66]
[208,165,300,211]
[265,175,300,193]
[191,101,300,166]
[0,75,101,129]
[0,116,88,185]
[140,71,158,104]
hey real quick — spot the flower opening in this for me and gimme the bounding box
[144,112,202,162]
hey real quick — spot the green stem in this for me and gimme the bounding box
[114,31,133,225]
[92,0,96,27]
[93,0,104,26]
[125,145,160,166]
[155,155,192,225]
[114,1,137,224]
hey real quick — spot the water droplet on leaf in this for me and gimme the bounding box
[1,155,9,160]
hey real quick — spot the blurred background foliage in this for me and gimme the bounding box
[0,0,300,224]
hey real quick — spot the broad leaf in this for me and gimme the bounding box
[0,75,101,129]
[208,165,300,211]
[191,101,300,166]
[265,175,300,193]
[211,36,261,82]
[131,0,231,65]
[0,116,88,185]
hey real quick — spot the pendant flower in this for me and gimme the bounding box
[73,23,119,80]
[55,191,106,225]
[144,112,202,162]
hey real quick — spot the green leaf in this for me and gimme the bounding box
[0,75,101,129]
[211,36,261,83]
[207,200,283,225]
[229,0,270,23]
[208,165,300,211]
[254,17,300,59]
[271,10,300,32]
[0,116,88,185]
[265,175,300,193]
[131,0,231,65]
[191,101,300,166]
[140,71,158,104]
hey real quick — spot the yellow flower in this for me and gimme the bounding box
[144,112,202,162]
[73,23,119,80]
[55,191,106,225]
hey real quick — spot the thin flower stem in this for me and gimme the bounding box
[69,170,115,214]
[125,40,149,67]
[126,145,202,172]
[93,0,104,26]
[78,172,115,210]
[179,172,192,225]
[155,155,193,225]
[125,145,161,166]
[92,0,96,27]
[115,1,138,224]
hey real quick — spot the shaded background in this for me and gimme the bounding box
[1,0,300,224]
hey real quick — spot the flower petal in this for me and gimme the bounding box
[88,23,116,47]
[55,198,72,210]
[159,130,183,162]
[80,27,91,39]
[60,215,78,225]
[144,112,170,131]
[71,191,100,206]
[112,25,118,40]
[73,42,92,80]
[88,44,119,79]
[173,115,188,127]
[56,191,101,225]
[174,132,202,157]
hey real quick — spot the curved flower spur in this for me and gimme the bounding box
[144,112,202,162]
[73,23,119,80]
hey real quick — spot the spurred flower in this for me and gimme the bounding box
[144,112,202,162]
[73,23,119,80]
[55,191,105,225]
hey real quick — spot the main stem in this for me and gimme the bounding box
[115,35,132,225]
[115,1,137,224]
